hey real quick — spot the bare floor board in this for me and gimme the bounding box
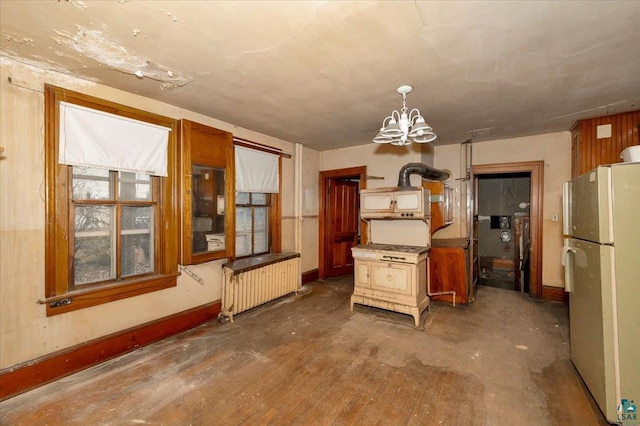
[1,278,607,425]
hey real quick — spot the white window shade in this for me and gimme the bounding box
[58,102,171,176]
[235,146,279,193]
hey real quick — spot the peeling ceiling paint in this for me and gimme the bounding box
[50,26,192,86]
[1,0,639,151]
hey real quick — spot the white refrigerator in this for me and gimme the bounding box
[562,163,640,424]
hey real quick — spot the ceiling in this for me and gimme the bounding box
[1,1,639,152]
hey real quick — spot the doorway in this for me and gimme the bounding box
[319,166,367,279]
[476,173,531,292]
[472,162,543,299]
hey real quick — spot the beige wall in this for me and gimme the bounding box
[320,143,430,188]
[433,143,467,239]
[300,146,319,273]
[0,58,301,368]
[434,132,572,288]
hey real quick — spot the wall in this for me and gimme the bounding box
[432,143,467,239]
[320,143,433,188]
[571,110,640,177]
[282,145,319,273]
[300,147,319,273]
[434,132,572,288]
[0,58,309,369]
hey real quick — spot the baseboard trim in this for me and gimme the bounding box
[542,285,567,304]
[302,269,319,285]
[0,301,221,401]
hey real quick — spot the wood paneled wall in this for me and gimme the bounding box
[571,110,640,177]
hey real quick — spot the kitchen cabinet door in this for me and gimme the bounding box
[360,188,430,219]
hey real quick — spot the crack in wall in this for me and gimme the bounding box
[545,100,634,121]
[418,23,541,86]
[242,2,326,55]
[160,9,179,23]
[67,0,89,10]
[200,1,328,77]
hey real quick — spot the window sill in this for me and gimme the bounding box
[223,252,300,275]
[43,273,178,316]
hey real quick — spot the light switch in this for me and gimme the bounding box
[551,213,559,222]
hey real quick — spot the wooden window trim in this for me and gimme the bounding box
[180,119,235,265]
[44,84,180,316]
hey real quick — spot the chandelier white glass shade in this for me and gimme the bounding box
[373,85,437,146]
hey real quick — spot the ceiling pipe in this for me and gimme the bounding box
[397,163,451,189]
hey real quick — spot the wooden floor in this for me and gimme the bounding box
[1,277,607,425]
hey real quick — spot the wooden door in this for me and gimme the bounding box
[326,179,359,277]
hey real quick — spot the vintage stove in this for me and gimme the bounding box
[350,242,429,327]
[351,187,432,327]
[350,164,453,326]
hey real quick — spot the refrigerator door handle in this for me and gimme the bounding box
[561,245,576,293]
[562,181,571,236]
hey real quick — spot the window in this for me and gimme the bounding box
[44,84,179,315]
[72,168,156,285]
[236,192,271,257]
[179,119,234,265]
[233,142,283,258]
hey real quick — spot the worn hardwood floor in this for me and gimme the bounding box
[1,277,606,425]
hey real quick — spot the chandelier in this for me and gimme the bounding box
[373,85,437,146]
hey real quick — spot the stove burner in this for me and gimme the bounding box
[378,244,425,253]
[353,243,429,256]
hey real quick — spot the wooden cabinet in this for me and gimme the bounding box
[180,119,234,265]
[422,181,454,234]
[429,238,477,305]
[360,187,430,219]
[571,110,639,178]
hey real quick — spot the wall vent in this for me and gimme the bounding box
[467,127,503,139]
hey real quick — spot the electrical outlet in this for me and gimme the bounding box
[551,213,559,222]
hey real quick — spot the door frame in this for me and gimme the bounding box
[319,166,367,280]
[472,161,544,299]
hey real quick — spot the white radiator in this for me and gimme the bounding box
[221,254,300,322]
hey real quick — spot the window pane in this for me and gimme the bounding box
[236,233,252,257]
[121,205,153,231]
[254,207,267,231]
[121,207,154,276]
[119,172,151,201]
[254,231,268,254]
[235,206,252,256]
[254,207,269,253]
[236,207,252,232]
[252,193,267,205]
[72,167,111,200]
[236,192,250,204]
[74,205,114,285]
